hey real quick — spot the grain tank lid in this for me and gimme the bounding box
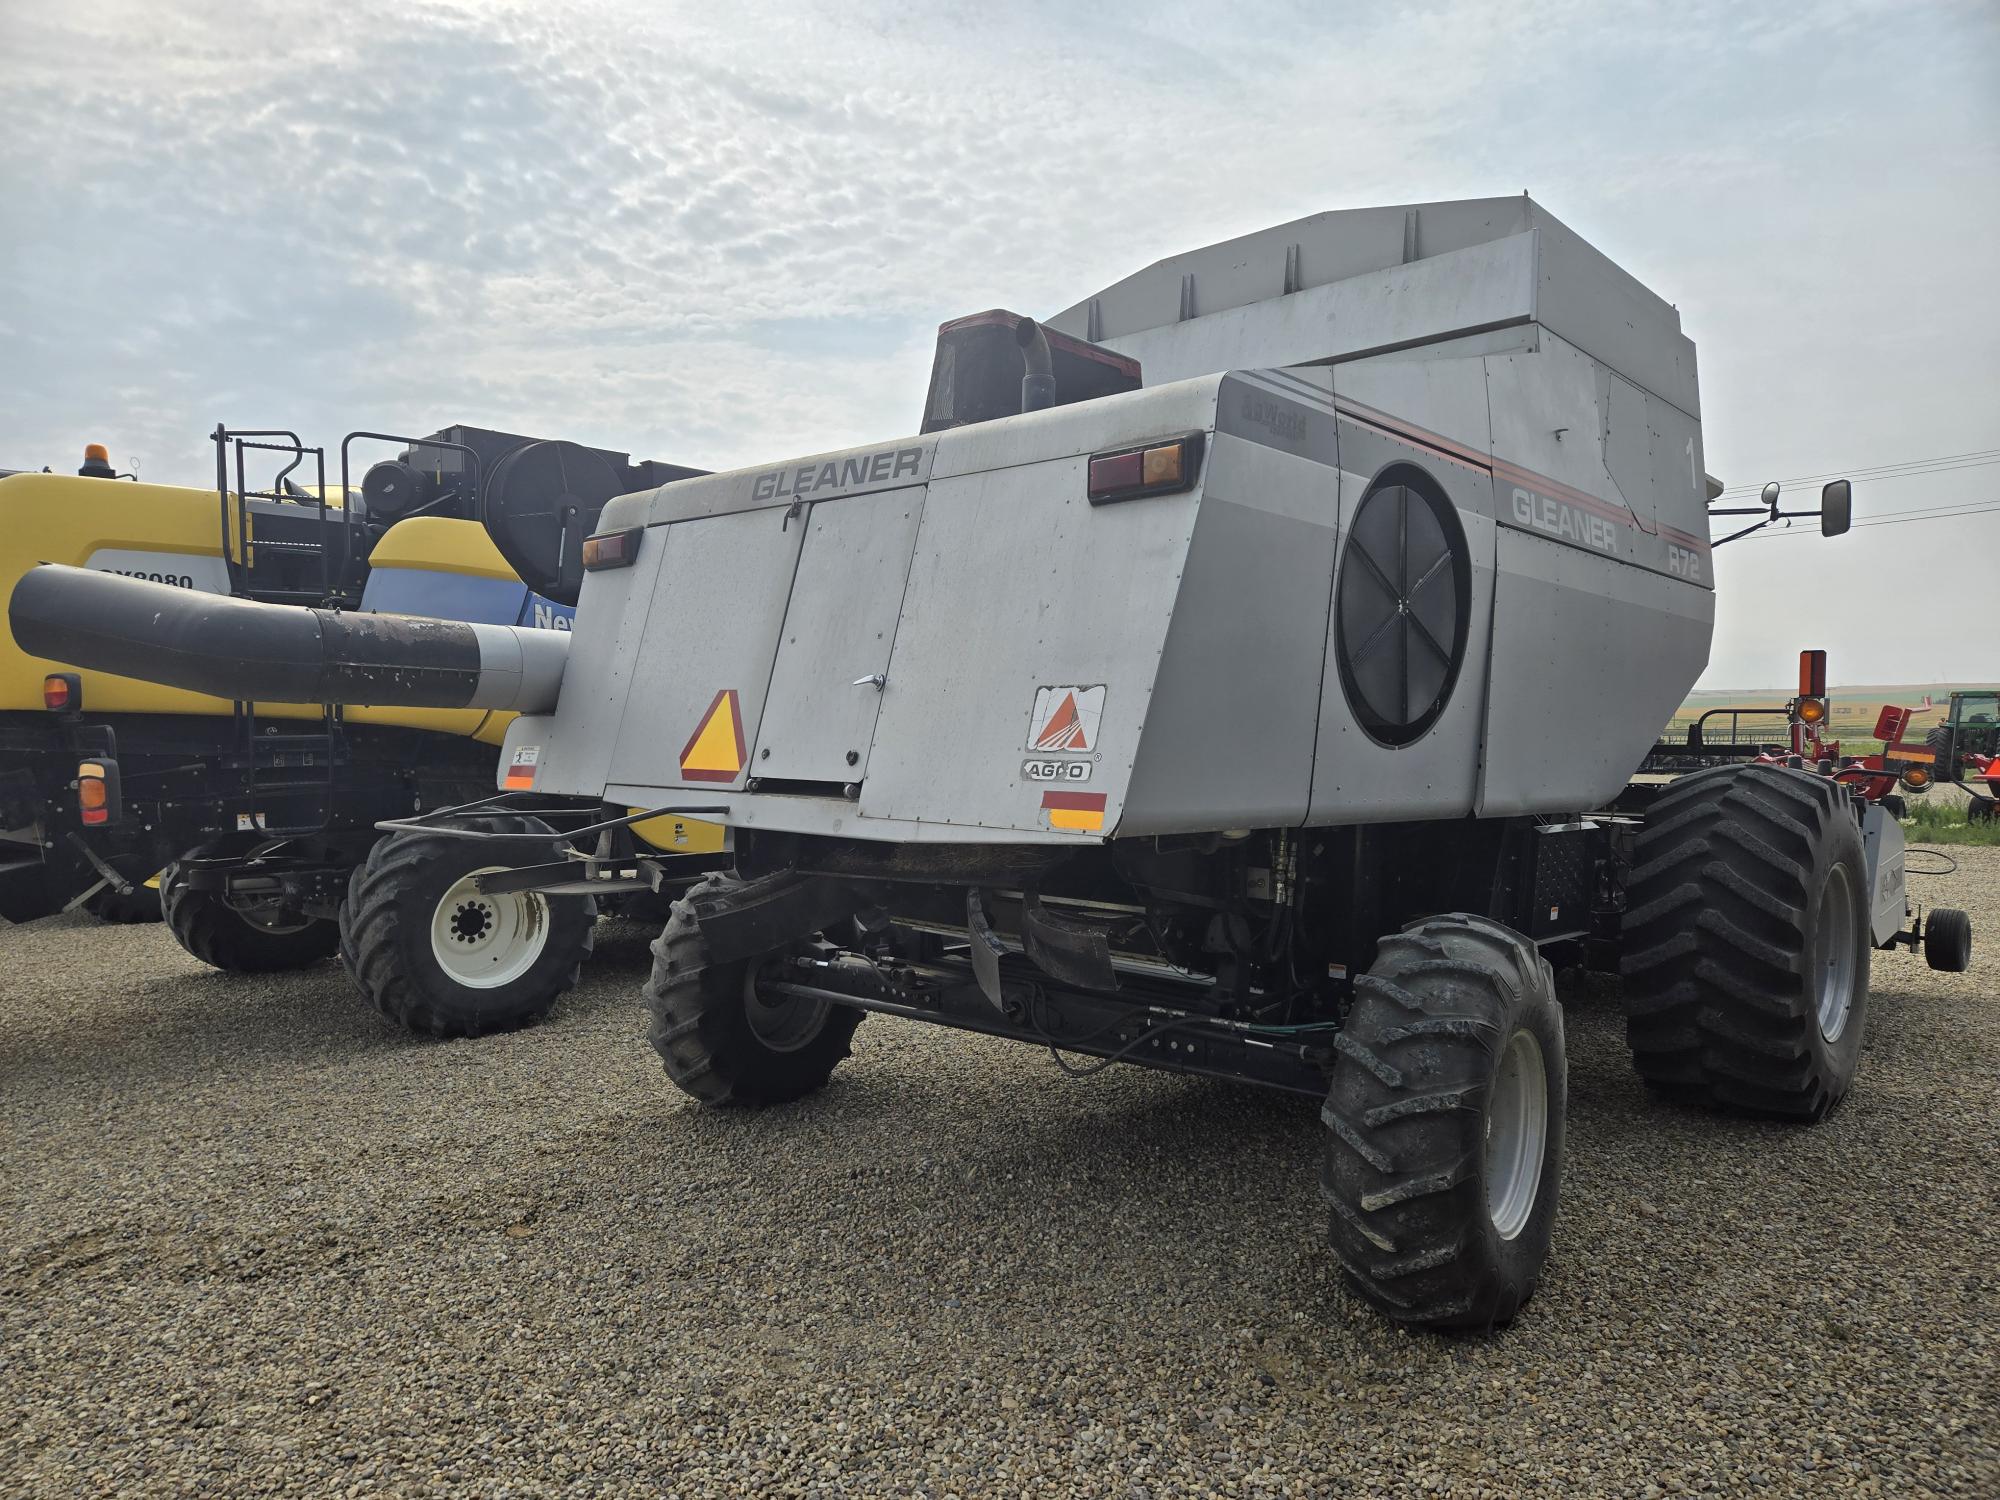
[1045,196,1698,417]
[1051,197,1662,339]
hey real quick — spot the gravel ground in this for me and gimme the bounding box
[3,851,1997,1498]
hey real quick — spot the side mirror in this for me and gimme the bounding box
[1761,481,1781,510]
[1820,478,1852,537]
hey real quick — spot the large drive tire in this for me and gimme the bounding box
[1622,763,1871,1121]
[1925,908,1972,972]
[644,873,866,1106]
[1320,913,1566,1332]
[1926,724,1954,779]
[339,817,596,1038]
[162,859,339,972]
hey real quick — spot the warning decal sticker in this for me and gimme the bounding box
[1027,685,1105,753]
[1042,789,1107,833]
[680,689,747,783]
[504,744,540,790]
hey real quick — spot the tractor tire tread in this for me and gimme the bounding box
[1621,763,1868,1122]
[163,860,338,973]
[642,873,864,1108]
[1320,916,1565,1331]
[338,816,592,1038]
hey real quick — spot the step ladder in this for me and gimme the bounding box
[211,425,355,836]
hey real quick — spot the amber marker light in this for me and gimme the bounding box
[43,673,81,712]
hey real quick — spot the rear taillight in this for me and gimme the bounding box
[1087,434,1204,505]
[43,672,81,713]
[78,760,120,826]
[582,526,643,571]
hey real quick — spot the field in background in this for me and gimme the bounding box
[1667,680,2000,842]
[1902,794,2000,845]
[1667,682,1999,755]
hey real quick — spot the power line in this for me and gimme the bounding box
[1734,498,2000,541]
[1715,448,2000,499]
[1715,447,2000,494]
[1841,497,2000,524]
[1747,500,1998,535]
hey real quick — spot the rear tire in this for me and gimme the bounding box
[1968,795,1996,824]
[644,873,865,1106]
[1320,914,1566,1331]
[1926,724,1954,778]
[162,859,338,972]
[83,876,163,925]
[339,818,596,1038]
[1622,763,1871,1121]
[1925,908,1972,972]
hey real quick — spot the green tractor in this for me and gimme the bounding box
[1924,691,2000,820]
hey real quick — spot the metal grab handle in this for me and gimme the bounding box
[852,673,886,691]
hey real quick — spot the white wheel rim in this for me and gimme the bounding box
[1815,864,1859,1041]
[1485,1028,1548,1241]
[430,868,550,990]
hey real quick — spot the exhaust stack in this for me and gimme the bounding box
[1015,318,1056,413]
[9,564,567,713]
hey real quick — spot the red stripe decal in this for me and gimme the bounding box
[1041,791,1107,812]
[1658,523,1710,552]
[1312,383,1716,559]
[1333,396,1492,476]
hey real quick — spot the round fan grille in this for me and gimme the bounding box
[483,440,621,607]
[1335,466,1471,747]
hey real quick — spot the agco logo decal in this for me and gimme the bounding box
[1027,686,1104,752]
[1022,758,1093,784]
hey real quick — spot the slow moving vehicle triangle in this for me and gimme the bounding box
[680,689,746,782]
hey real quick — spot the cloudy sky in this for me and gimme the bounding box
[3,0,1996,686]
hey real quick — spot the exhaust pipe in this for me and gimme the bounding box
[9,564,567,713]
[1016,318,1056,413]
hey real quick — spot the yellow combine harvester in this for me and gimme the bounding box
[0,426,724,1034]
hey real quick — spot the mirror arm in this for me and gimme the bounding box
[1711,518,1773,546]
[1709,508,1832,547]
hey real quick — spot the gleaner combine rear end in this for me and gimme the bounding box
[16,197,1964,1328]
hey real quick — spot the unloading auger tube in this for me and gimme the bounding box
[9,563,567,712]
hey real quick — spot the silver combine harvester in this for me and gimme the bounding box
[13,196,1969,1330]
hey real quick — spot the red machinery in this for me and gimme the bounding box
[1741,652,1936,812]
